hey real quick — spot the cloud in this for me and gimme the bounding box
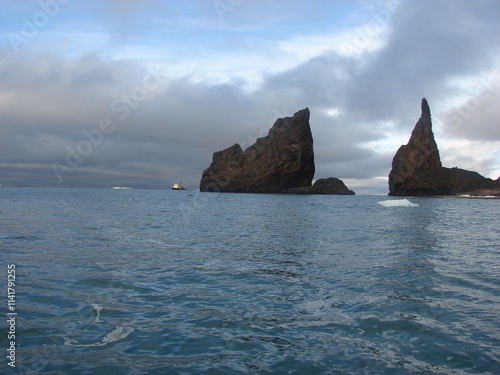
[438,80,500,142]
[340,0,500,125]
[1,0,499,189]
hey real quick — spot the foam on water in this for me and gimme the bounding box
[459,194,498,199]
[64,326,135,347]
[64,305,134,347]
[377,199,419,207]
[91,303,103,322]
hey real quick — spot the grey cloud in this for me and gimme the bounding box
[0,54,268,188]
[440,87,500,141]
[343,0,500,127]
[1,0,499,190]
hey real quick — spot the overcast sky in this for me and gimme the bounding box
[1,0,499,192]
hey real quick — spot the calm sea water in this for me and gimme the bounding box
[1,188,499,374]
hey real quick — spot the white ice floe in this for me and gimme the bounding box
[377,199,419,207]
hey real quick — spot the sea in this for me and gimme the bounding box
[1,187,499,374]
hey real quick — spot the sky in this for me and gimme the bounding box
[0,0,499,193]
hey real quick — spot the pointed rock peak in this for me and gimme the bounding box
[421,98,431,119]
[408,98,439,155]
[388,98,500,196]
[388,98,442,195]
[411,98,434,140]
[298,107,310,117]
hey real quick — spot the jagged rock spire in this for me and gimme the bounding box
[406,97,442,170]
[388,98,499,196]
[388,98,443,195]
[389,99,442,195]
[421,98,431,119]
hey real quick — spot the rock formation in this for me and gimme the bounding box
[200,108,355,194]
[200,108,315,193]
[288,177,355,195]
[388,98,500,196]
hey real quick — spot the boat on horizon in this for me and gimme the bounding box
[172,182,186,190]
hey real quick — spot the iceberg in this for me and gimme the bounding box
[377,199,419,207]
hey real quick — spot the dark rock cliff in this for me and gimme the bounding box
[389,99,499,196]
[200,108,315,193]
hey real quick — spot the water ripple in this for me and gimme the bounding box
[1,189,499,374]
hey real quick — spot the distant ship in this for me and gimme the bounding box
[172,183,186,190]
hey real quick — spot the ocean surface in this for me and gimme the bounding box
[1,187,499,374]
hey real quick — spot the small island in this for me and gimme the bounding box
[388,98,500,197]
[199,108,354,195]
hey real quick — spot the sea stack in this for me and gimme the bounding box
[200,108,315,193]
[200,108,355,194]
[388,98,500,196]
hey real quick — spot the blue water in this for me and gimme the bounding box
[1,188,499,374]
